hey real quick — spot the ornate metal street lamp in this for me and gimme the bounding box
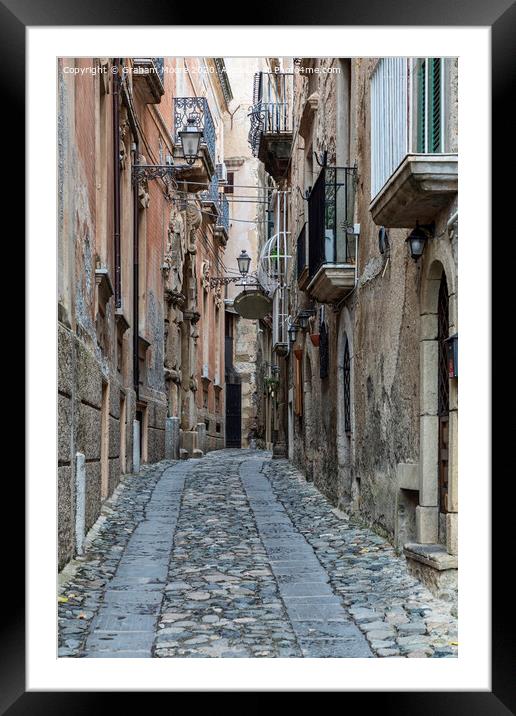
[178,114,203,166]
[237,250,252,277]
[132,113,203,184]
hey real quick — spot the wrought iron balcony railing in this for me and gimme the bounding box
[174,97,216,170]
[307,166,357,280]
[217,192,229,233]
[248,72,293,157]
[200,175,220,211]
[152,57,164,85]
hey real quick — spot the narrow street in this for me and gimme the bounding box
[58,451,458,659]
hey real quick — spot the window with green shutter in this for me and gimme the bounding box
[417,58,443,153]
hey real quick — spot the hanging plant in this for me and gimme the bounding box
[263,376,279,393]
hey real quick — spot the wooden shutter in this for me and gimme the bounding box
[428,58,442,152]
[417,60,426,152]
[418,58,443,153]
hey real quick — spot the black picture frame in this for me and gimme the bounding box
[9,0,509,710]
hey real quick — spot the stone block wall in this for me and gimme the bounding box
[58,322,135,569]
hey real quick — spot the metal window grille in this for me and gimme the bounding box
[307,166,357,280]
[258,190,291,297]
[438,274,450,417]
[343,338,351,433]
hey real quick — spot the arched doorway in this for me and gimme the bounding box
[336,307,355,507]
[417,258,457,556]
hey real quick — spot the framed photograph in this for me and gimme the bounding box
[9,0,508,708]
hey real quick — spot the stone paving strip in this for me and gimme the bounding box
[240,456,371,657]
[58,450,458,658]
[263,458,458,658]
[58,460,181,657]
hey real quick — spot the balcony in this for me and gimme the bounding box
[214,192,229,246]
[132,58,165,103]
[200,175,220,223]
[306,166,358,304]
[174,97,216,184]
[370,153,458,228]
[248,72,293,181]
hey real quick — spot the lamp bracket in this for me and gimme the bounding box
[418,221,436,238]
[131,163,193,185]
[208,275,260,289]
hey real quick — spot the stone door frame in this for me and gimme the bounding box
[418,249,458,556]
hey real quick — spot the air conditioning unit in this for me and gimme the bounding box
[216,162,228,184]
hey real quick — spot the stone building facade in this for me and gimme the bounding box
[250,57,458,597]
[220,58,263,449]
[58,57,234,570]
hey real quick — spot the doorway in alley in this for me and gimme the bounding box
[226,383,242,448]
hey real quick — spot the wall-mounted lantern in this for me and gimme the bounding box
[444,333,458,378]
[132,113,203,184]
[406,221,435,261]
[288,322,298,345]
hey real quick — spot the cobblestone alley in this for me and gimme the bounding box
[58,451,458,659]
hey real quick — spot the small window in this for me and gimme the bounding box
[225,171,234,194]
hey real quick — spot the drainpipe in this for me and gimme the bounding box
[113,59,121,308]
[120,75,140,400]
[132,139,140,400]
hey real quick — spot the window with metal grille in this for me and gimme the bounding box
[438,274,450,417]
[343,338,351,434]
[308,166,356,280]
[417,58,444,153]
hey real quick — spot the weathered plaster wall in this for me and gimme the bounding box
[289,57,458,547]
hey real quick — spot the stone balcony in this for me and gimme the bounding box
[132,58,165,104]
[370,153,458,228]
[306,263,356,304]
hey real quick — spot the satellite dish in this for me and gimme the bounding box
[233,289,272,319]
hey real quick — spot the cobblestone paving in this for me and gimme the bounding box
[58,450,458,658]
